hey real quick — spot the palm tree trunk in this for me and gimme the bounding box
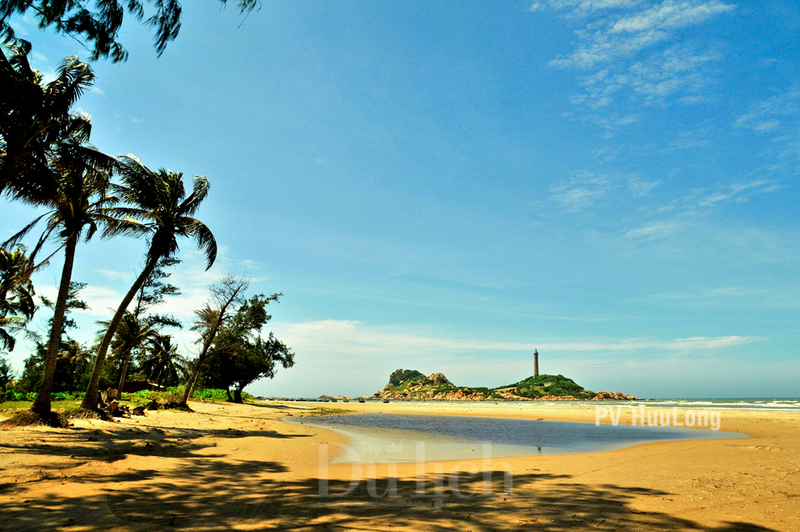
[180,278,247,405]
[31,234,77,415]
[81,254,160,410]
[182,356,206,404]
[180,315,223,405]
[117,348,131,397]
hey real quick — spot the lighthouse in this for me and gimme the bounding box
[534,348,539,378]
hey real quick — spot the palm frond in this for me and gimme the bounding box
[188,219,217,270]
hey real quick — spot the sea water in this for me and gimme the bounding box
[290,413,747,464]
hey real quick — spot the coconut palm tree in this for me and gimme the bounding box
[1,47,94,201]
[140,333,186,388]
[100,311,155,394]
[81,156,217,410]
[0,244,36,351]
[4,136,117,416]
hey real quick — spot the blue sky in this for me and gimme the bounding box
[2,0,798,398]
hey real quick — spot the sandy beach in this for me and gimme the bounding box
[1,401,798,531]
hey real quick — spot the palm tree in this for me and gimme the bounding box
[81,156,217,410]
[140,333,186,388]
[1,48,94,201]
[4,136,117,416]
[100,311,155,394]
[0,244,36,351]
[181,275,249,404]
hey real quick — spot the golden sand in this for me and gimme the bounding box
[1,400,798,531]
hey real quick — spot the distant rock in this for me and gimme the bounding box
[370,369,636,402]
[590,391,637,401]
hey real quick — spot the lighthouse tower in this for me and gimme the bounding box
[534,349,539,378]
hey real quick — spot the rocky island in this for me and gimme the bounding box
[372,369,636,401]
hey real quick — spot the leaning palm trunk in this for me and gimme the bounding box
[31,234,77,415]
[181,316,223,405]
[116,347,132,397]
[181,284,244,404]
[81,254,159,410]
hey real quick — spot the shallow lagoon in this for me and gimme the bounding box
[293,413,748,463]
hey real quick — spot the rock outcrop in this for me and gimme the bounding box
[590,391,637,401]
[371,369,637,402]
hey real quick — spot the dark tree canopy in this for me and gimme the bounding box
[1,0,261,62]
[202,293,293,403]
[17,338,92,393]
[16,280,92,392]
[41,281,89,335]
[0,353,14,390]
[0,47,96,200]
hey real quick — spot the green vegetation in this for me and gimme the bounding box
[388,369,426,388]
[0,0,260,62]
[131,387,255,404]
[0,245,36,351]
[199,294,294,403]
[505,374,596,400]
[380,370,598,400]
[0,50,294,422]
[305,407,349,416]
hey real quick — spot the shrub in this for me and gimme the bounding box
[2,390,32,402]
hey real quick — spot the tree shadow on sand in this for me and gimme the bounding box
[0,438,779,532]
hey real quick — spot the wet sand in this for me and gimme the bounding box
[0,400,798,531]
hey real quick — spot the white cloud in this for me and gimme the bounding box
[626,175,660,196]
[734,89,800,133]
[94,268,133,281]
[549,172,659,212]
[534,0,734,111]
[625,219,689,240]
[262,318,762,396]
[695,179,777,207]
[274,319,757,357]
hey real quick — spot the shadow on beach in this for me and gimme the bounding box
[0,421,778,532]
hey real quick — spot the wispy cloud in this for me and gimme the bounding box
[549,172,659,212]
[625,218,690,240]
[734,89,800,133]
[628,285,773,303]
[532,0,734,111]
[694,179,777,206]
[94,268,133,282]
[274,319,759,358]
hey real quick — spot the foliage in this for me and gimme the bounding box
[201,294,294,403]
[0,47,97,199]
[82,157,217,410]
[181,274,249,404]
[131,387,254,403]
[131,255,182,329]
[98,310,156,392]
[0,244,37,351]
[41,281,89,335]
[17,338,93,393]
[388,369,425,388]
[2,390,33,402]
[2,49,118,417]
[15,282,91,394]
[0,353,14,389]
[508,374,596,400]
[139,332,186,387]
[0,0,261,62]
